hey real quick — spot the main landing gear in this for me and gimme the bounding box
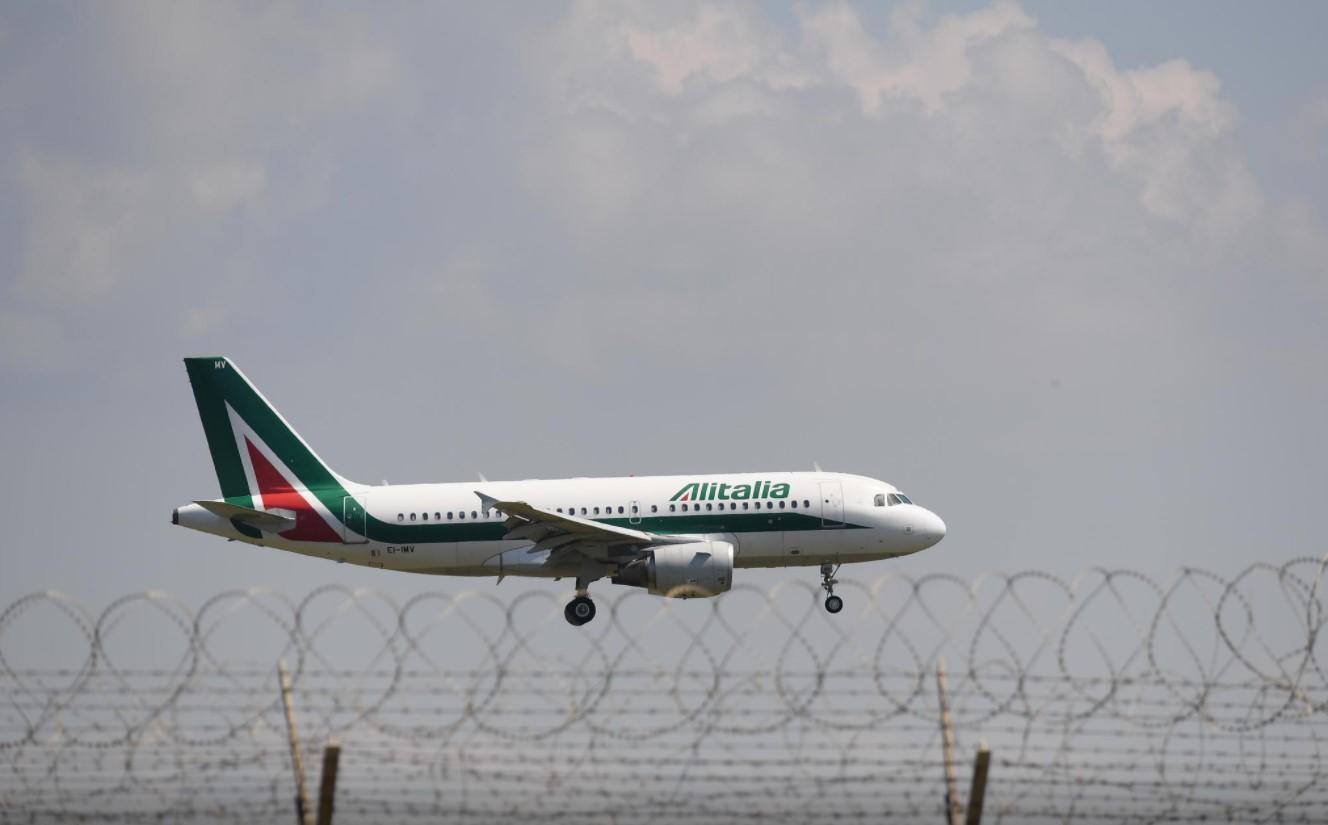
[564,596,596,626]
[821,562,843,614]
[565,574,598,626]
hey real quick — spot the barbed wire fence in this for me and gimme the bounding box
[2,557,1326,824]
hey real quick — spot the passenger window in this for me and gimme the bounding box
[651,505,658,513]
[618,506,624,514]
[435,512,441,520]
[410,513,417,521]
[631,505,638,513]
[447,512,454,520]
[742,502,749,510]
[766,501,773,509]
[422,512,429,521]
[594,507,600,515]
[706,503,713,511]
[397,513,404,522]
[779,501,785,509]
[791,500,798,509]
[458,512,465,519]
[804,499,811,508]
[682,504,689,512]
[581,507,587,515]
[471,511,477,519]
[669,504,676,512]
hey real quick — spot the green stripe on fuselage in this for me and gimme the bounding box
[341,511,867,545]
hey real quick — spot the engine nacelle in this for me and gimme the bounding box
[612,540,734,598]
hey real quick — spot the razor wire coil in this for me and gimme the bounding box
[1,557,1326,823]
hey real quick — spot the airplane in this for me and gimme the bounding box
[172,357,946,626]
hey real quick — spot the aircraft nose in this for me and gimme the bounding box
[915,508,947,549]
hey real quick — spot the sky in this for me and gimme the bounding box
[1,0,1326,609]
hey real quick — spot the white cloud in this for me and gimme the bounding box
[9,2,402,309]
[508,0,1328,444]
[528,0,1285,258]
[625,6,774,96]
[801,0,1037,115]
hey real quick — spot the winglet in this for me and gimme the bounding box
[475,491,501,513]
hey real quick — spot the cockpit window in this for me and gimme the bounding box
[874,493,886,507]
[885,493,913,506]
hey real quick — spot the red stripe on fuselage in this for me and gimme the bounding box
[245,438,342,543]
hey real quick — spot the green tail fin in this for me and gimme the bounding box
[183,357,351,502]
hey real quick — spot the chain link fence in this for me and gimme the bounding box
[3,557,1327,823]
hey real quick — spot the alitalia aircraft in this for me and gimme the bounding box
[173,358,946,625]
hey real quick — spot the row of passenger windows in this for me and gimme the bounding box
[647,500,813,513]
[395,499,816,523]
[398,509,495,522]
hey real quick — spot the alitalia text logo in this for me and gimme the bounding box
[670,481,790,502]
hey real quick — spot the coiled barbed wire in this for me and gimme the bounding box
[1,557,1325,823]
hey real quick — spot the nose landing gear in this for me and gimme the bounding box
[821,562,843,614]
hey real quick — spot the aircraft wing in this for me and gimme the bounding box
[194,499,297,532]
[475,491,690,561]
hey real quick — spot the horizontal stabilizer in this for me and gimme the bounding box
[194,500,296,532]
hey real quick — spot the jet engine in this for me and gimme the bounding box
[611,540,734,598]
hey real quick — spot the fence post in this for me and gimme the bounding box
[278,659,313,825]
[936,657,961,825]
[965,743,990,825]
[316,740,341,825]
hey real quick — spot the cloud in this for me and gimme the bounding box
[8,2,402,310]
[529,0,1267,243]
[507,0,1328,476]
[802,0,1038,115]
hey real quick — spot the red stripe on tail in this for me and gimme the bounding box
[245,438,342,543]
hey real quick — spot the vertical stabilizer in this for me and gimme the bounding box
[183,357,355,506]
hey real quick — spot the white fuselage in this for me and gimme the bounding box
[175,471,947,577]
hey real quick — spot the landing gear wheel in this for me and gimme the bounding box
[825,595,844,614]
[564,596,596,626]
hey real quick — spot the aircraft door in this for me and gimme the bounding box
[342,495,368,544]
[819,482,844,527]
[629,500,642,525]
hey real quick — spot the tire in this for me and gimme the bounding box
[566,596,596,626]
[825,595,844,614]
